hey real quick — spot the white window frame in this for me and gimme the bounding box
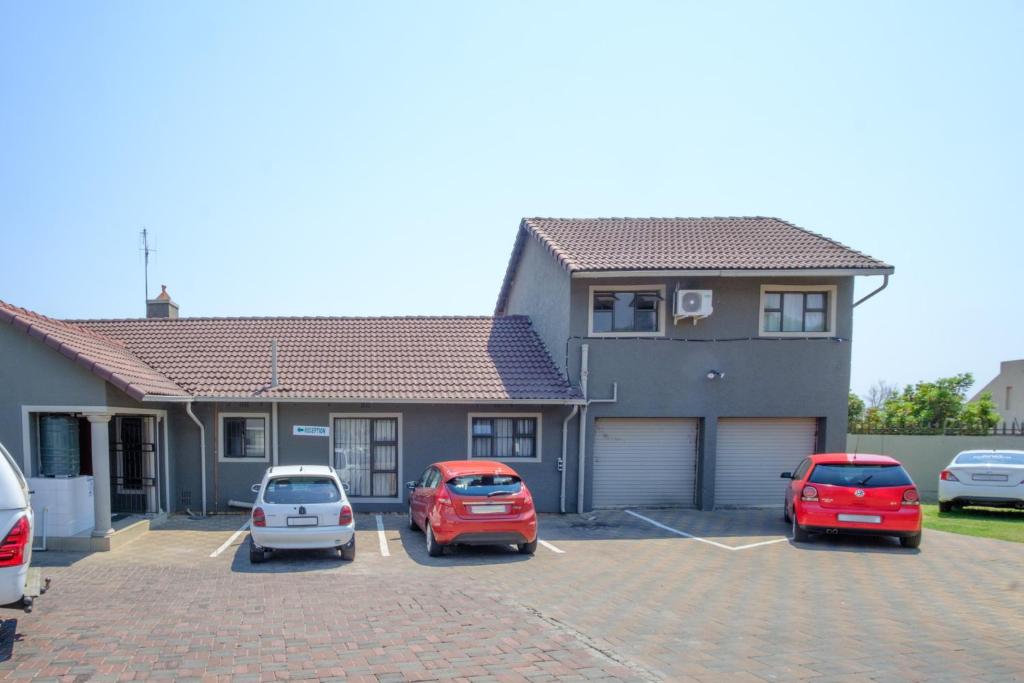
[218,412,271,463]
[587,284,667,338]
[467,412,543,463]
[328,412,403,502]
[758,284,837,338]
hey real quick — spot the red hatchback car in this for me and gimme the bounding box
[783,453,922,548]
[407,460,538,556]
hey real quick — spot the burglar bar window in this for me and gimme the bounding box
[223,417,266,459]
[763,291,829,333]
[471,417,537,459]
[333,417,399,497]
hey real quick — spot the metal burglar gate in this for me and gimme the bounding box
[110,416,159,515]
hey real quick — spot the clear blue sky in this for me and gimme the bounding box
[1,2,1021,397]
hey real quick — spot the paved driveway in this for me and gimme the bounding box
[4,509,1023,682]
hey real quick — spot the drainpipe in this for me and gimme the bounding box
[852,274,890,308]
[559,404,579,514]
[576,344,618,514]
[184,401,207,516]
[272,401,280,467]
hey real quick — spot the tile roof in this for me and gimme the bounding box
[0,300,188,400]
[496,216,892,313]
[74,315,579,402]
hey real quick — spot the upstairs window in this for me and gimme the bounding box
[589,286,665,336]
[759,285,836,337]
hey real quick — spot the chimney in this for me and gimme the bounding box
[146,284,179,319]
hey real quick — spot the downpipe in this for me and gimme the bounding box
[576,344,618,514]
[559,404,579,514]
[185,401,208,516]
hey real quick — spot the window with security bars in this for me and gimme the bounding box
[471,417,537,459]
[224,417,266,459]
[333,417,399,497]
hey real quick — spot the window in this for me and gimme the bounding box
[589,286,666,336]
[220,414,269,461]
[446,474,522,497]
[1006,386,1013,411]
[469,414,541,461]
[759,285,836,336]
[792,458,812,480]
[955,451,1024,466]
[333,415,400,498]
[807,464,913,488]
[263,477,340,504]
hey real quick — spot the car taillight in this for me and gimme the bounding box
[252,507,266,527]
[338,505,353,526]
[940,470,959,482]
[902,489,920,506]
[801,485,818,501]
[0,516,29,568]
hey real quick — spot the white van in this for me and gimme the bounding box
[0,441,32,608]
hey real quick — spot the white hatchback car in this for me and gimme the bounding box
[0,441,33,608]
[938,450,1024,512]
[249,465,355,563]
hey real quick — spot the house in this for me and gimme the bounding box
[0,216,891,547]
[971,359,1024,425]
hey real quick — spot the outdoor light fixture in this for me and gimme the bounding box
[706,370,724,380]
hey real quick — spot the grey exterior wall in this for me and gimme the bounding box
[503,233,572,376]
[564,275,854,510]
[846,433,1024,501]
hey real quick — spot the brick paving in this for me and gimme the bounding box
[3,510,1023,681]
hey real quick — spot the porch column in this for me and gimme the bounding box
[86,413,114,537]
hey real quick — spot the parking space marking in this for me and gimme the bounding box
[624,509,787,552]
[538,539,565,554]
[210,520,250,558]
[375,514,390,557]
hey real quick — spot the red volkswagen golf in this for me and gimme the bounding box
[782,453,922,548]
[407,460,538,556]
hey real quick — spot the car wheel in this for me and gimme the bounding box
[338,538,356,561]
[938,501,952,513]
[408,506,419,531]
[783,504,791,523]
[517,539,537,555]
[249,540,266,564]
[425,523,444,557]
[791,510,811,543]
[900,532,922,549]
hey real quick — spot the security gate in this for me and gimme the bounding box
[110,416,159,514]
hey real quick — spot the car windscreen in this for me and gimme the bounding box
[446,474,522,497]
[955,452,1024,465]
[263,477,341,504]
[808,464,912,488]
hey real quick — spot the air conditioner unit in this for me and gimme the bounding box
[674,289,713,323]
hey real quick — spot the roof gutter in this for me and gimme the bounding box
[144,395,585,405]
[571,267,894,279]
[852,274,890,308]
[184,401,208,516]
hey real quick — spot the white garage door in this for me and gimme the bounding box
[715,418,817,508]
[593,418,698,508]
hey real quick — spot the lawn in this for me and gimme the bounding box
[922,503,1024,544]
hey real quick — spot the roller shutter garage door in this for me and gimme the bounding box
[592,418,698,508]
[714,418,817,507]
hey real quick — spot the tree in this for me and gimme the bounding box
[959,392,1001,434]
[866,380,897,409]
[878,373,999,433]
[848,392,865,425]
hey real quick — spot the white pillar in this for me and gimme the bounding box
[87,413,114,537]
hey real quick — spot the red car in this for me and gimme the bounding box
[407,460,538,557]
[782,453,922,548]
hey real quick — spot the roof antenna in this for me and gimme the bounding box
[140,228,156,313]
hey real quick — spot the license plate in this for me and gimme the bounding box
[972,474,1008,481]
[837,513,882,524]
[470,504,508,515]
[287,516,318,527]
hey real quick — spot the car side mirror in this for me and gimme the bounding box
[405,480,417,490]
[250,483,261,493]
[780,472,792,479]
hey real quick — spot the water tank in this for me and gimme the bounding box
[39,415,80,477]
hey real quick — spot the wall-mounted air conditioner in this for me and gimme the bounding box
[674,289,713,323]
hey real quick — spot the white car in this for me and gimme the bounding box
[938,450,1024,512]
[0,441,33,608]
[249,465,355,563]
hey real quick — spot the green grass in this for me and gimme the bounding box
[922,503,1024,543]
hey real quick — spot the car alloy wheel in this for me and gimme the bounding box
[791,509,810,543]
[426,523,443,557]
[408,505,418,531]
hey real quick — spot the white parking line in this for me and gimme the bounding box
[375,514,390,557]
[210,520,250,558]
[538,539,565,554]
[624,509,787,552]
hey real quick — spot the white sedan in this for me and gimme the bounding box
[249,465,355,563]
[938,450,1024,512]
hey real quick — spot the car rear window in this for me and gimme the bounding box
[263,477,341,504]
[808,464,913,488]
[955,452,1024,465]
[446,474,522,497]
